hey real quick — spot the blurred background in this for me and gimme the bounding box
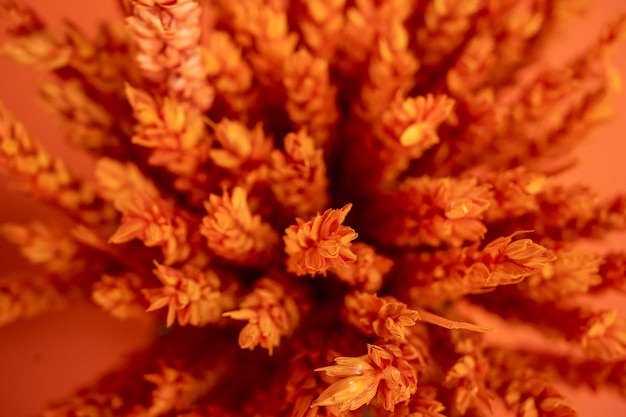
[0,1,625,416]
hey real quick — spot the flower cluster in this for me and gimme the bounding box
[1,0,626,416]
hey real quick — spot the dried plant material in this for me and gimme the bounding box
[1,221,80,274]
[352,20,419,122]
[343,292,421,342]
[223,277,299,355]
[93,272,147,320]
[125,0,214,110]
[444,353,491,415]
[144,364,221,416]
[201,186,278,267]
[284,204,357,276]
[378,94,454,153]
[283,48,339,147]
[595,252,626,293]
[0,274,72,326]
[0,0,43,35]
[39,79,124,154]
[329,242,392,293]
[313,344,418,412]
[95,158,196,265]
[126,84,211,176]
[269,129,329,219]
[214,0,298,86]
[519,246,603,302]
[416,0,483,69]
[1,1,626,415]
[0,102,116,226]
[488,348,577,417]
[369,176,493,248]
[207,119,271,171]
[144,263,229,327]
[202,30,255,115]
[298,0,346,60]
[108,192,192,265]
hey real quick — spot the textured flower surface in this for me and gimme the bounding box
[1,0,626,416]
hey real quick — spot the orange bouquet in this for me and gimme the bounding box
[1,1,626,416]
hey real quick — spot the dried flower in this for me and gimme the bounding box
[223,277,299,355]
[313,344,418,411]
[93,272,147,320]
[200,186,279,267]
[143,262,229,327]
[1,1,626,416]
[284,204,358,276]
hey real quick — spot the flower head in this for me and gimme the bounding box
[1,2,626,416]
[144,262,230,327]
[284,204,358,276]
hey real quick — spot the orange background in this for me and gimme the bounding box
[1,1,626,416]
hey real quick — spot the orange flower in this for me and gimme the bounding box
[468,167,547,222]
[108,192,191,265]
[0,274,68,326]
[2,2,626,416]
[519,246,602,302]
[313,357,380,411]
[373,176,493,248]
[0,222,80,274]
[343,292,420,342]
[0,102,115,226]
[444,353,491,415]
[329,242,393,293]
[378,94,455,154]
[95,157,160,203]
[223,278,299,355]
[200,186,279,267]
[284,204,358,276]
[216,0,298,85]
[125,85,210,176]
[202,31,255,114]
[208,119,271,171]
[298,0,346,60]
[125,0,214,110]
[472,232,556,287]
[283,49,339,146]
[143,262,228,327]
[92,272,147,320]
[270,130,329,219]
[313,344,417,412]
[144,365,217,417]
